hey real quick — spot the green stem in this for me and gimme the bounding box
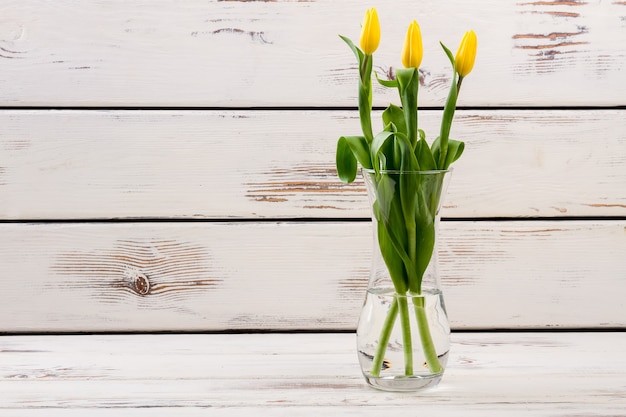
[395,68,420,149]
[359,54,374,143]
[370,297,399,377]
[456,75,464,94]
[412,296,443,374]
[397,295,414,376]
[437,72,458,170]
[407,224,419,293]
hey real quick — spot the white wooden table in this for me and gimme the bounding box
[1,2,625,416]
[1,332,625,416]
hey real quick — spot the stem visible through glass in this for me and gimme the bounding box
[397,295,414,375]
[369,292,443,377]
[370,297,398,377]
[413,295,443,373]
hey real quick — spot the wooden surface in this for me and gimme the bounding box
[1,220,625,332]
[0,109,625,220]
[0,1,623,331]
[1,2,625,413]
[0,0,625,106]
[1,332,625,415]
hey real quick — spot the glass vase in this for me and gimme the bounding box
[357,169,452,391]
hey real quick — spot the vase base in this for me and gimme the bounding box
[363,373,443,392]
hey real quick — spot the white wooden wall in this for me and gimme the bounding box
[1,0,625,332]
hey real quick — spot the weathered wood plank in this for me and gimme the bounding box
[0,1,624,106]
[1,109,624,219]
[0,332,625,415]
[0,220,624,332]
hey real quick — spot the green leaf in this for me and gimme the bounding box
[432,136,465,170]
[395,68,420,148]
[382,104,407,136]
[436,42,462,169]
[440,42,455,67]
[374,175,414,291]
[396,132,419,172]
[443,139,465,169]
[336,137,358,183]
[399,172,418,270]
[374,202,408,293]
[339,35,374,142]
[411,216,435,292]
[371,131,395,174]
[339,35,364,63]
[341,135,372,169]
[437,70,458,169]
[431,136,442,166]
[395,68,418,91]
[409,174,445,292]
[375,72,398,88]
[373,174,397,223]
[415,138,436,171]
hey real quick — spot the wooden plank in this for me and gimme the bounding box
[0,220,624,332]
[0,1,624,106]
[1,109,624,219]
[0,332,625,415]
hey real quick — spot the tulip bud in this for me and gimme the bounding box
[454,30,477,77]
[401,20,423,68]
[359,8,380,55]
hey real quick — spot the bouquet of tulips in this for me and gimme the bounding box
[336,8,477,378]
[337,8,476,181]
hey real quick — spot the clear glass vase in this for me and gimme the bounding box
[357,169,452,391]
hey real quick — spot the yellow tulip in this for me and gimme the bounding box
[359,8,380,55]
[401,20,423,68]
[455,30,477,77]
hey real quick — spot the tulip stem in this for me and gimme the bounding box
[457,76,464,94]
[370,296,398,377]
[359,54,374,143]
[397,295,414,376]
[413,295,443,373]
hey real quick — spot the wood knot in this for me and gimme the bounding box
[131,272,151,296]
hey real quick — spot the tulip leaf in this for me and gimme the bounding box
[339,35,364,63]
[411,195,436,292]
[342,135,372,170]
[437,70,458,169]
[340,34,374,142]
[371,130,395,174]
[444,139,465,169]
[399,172,417,275]
[374,174,396,222]
[395,68,417,90]
[431,137,464,170]
[431,136,443,168]
[395,68,420,148]
[374,174,413,290]
[336,137,358,183]
[375,72,398,88]
[440,42,455,67]
[382,104,407,136]
[375,209,408,293]
[415,138,436,171]
[396,131,419,172]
